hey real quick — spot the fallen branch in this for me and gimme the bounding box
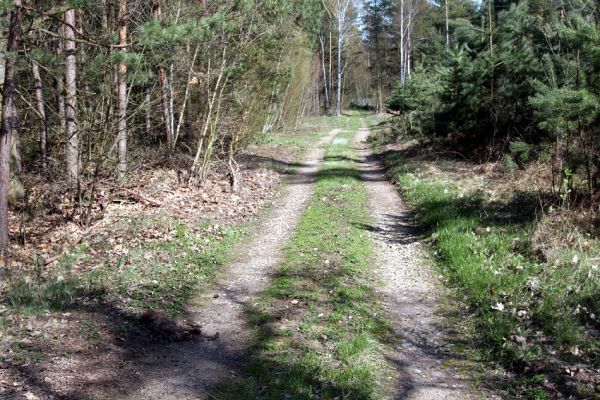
[115,190,161,207]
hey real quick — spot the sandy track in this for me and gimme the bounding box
[355,124,478,400]
[123,129,340,400]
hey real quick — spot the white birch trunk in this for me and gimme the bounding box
[400,0,405,84]
[445,0,449,47]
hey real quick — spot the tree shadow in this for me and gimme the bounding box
[238,154,312,173]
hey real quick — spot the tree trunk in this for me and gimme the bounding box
[329,31,333,101]
[319,34,329,113]
[0,0,22,264]
[375,33,383,113]
[145,89,152,137]
[159,68,173,144]
[336,27,343,116]
[55,25,66,143]
[174,45,200,146]
[154,2,173,145]
[400,0,405,84]
[65,8,79,188]
[32,61,48,168]
[117,0,128,177]
[445,0,450,47]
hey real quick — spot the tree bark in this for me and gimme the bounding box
[55,25,66,143]
[445,0,450,47]
[336,20,343,116]
[319,34,330,112]
[31,60,48,168]
[145,89,152,138]
[400,0,405,84]
[117,0,128,177]
[159,68,172,144]
[174,45,200,146]
[65,8,79,188]
[154,2,173,145]
[0,0,22,263]
[329,31,333,100]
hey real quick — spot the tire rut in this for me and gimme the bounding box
[124,128,341,400]
[354,124,478,400]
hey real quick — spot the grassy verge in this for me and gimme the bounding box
[1,122,328,325]
[219,129,394,399]
[379,135,600,399]
[4,218,243,318]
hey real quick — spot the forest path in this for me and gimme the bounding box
[124,128,340,400]
[355,121,477,400]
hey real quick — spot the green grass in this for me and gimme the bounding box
[218,128,394,399]
[4,219,243,316]
[380,142,600,399]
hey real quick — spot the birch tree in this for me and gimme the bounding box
[322,0,354,116]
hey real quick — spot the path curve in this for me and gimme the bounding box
[125,129,341,400]
[355,123,477,400]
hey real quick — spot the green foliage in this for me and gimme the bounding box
[509,140,533,163]
[386,0,600,197]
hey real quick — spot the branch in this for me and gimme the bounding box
[23,5,129,49]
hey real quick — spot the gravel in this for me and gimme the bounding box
[355,124,480,400]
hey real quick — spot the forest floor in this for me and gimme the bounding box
[0,116,335,399]
[7,112,596,400]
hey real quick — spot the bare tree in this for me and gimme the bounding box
[117,0,128,177]
[445,0,450,47]
[65,8,79,187]
[31,60,48,168]
[400,0,405,83]
[0,0,22,264]
[54,24,66,146]
[319,33,330,112]
[322,0,354,116]
[399,0,420,83]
